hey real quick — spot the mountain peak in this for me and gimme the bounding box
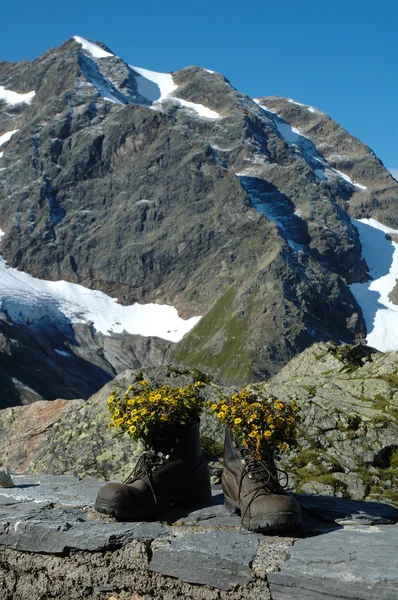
[72,35,115,58]
[0,36,398,400]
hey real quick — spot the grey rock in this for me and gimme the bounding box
[1,345,398,508]
[0,519,166,554]
[150,530,262,590]
[0,475,395,598]
[268,525,398,600]
[298,494,398,526]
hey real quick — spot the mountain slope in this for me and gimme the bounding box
[0,36,397,395]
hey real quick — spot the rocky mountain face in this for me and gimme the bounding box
[0,36,398,400]
[1,343,397,507]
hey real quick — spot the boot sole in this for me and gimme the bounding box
[94,482,213,521]
[94,499,167,520]
[224,496,302,532]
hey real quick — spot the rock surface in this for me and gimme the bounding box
[0,475,396,599]
[1,345,397,507]
[268,526,398,600]
[1,37,398,394]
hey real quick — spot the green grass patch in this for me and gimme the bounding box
[173,285,253,384]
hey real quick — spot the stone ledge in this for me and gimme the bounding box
[0,475,396,599]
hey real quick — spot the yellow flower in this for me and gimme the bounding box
[234,418,242,425]
[217,411,225,419]
[275,402,284,411]
[211,403,218,411]
[129,425,136,434]
[263,430,272,438]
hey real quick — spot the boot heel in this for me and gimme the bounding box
[178,482,213,507]
[224,495,240,515]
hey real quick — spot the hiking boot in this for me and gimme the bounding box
[94,420,212,520]
[222,428,302,532]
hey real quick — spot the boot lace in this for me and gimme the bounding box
[238,447,288,525]
[122,450,169,504]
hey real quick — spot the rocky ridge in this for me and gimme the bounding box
[0,342,397,508]
[1,37,397,398]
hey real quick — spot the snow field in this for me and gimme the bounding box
[0,86,35,106]
[0,256,201,343]
[350,218,398,351]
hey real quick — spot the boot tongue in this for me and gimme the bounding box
[242,450,277,482]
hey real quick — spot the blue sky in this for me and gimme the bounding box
[1,0,397,173]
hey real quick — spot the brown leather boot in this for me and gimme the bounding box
[222,428,302,532]
[94,421,212,520]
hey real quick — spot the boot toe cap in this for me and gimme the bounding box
[94,482,148,517]
[247,493,302,531]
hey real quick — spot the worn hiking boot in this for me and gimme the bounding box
[222,428,302,532]
[94,421,212,520]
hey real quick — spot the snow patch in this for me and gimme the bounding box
[350,218,398,351]
[237,175,304,253]
[54,349,72,358]
[333,169,367,190]
[0,256,201,342]
[131,65,177,102]
[389,168,398,181]
[0,129,19,148]
[287,98,318,113]
[172,97,220,119]
[275,122,301,145]
[73,36,113,59]
[253,98,279,114]
[0,86,35,106]
[131,65,220,119]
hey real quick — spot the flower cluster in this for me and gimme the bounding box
[108,379,206,442]
[210,389,298,458]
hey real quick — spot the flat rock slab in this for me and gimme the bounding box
[0,475,397,595]
[150,530,262,590]
[268,525,398,600]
